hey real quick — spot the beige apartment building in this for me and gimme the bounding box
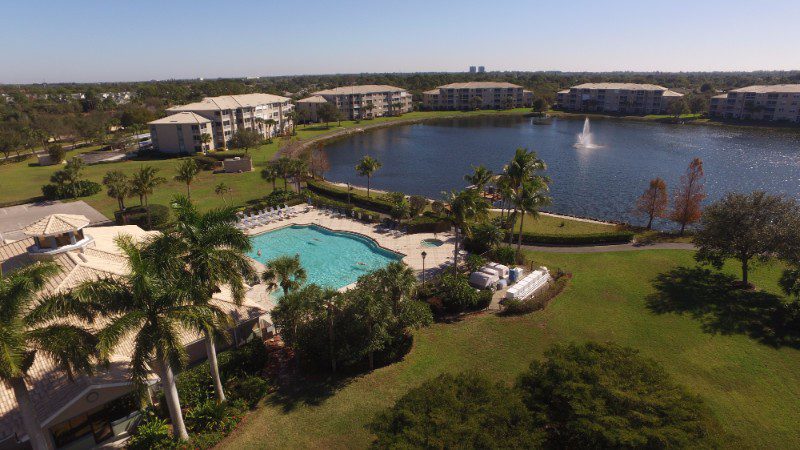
[296,85,412,121]
[149,112,215,154]
[422,82,533,110]
[555,83,683,115]
[149,93,293,153]
[709,84,800,122]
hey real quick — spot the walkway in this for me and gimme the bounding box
[521,242,695,254]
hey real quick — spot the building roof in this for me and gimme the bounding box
[662,90,684,97]
[22,214,90,237]
[422,89,440,95]
[711,93,728,99]
[296,95,328,103]
[571,82,670,91]
[313,85,407,96]
[436,82,524,89]
[557,89,570,94]
[729,84,800,94]
[0,223,268,442]
[148,111,211,125]
[167,93,291,112]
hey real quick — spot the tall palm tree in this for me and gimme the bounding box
[512,179,552,256]
[464,165,494,192]
[443,189,489,273]
[199,133,212,152]
[153,196,256,403]
[214,182,231,205]
[289,158,308,192]
[505,148,548,244]
[70,235,227,441]
[0,262,99,450]
[318,288,341,373]
[274,157,293,190]
[130,165,166,229]
[102,170,130,211]
[372,261,416,313]
[174,158,200,200]
[355,155,382,198]
[262,254,307,296]
[261,164,278,191]
[270,284,318,371]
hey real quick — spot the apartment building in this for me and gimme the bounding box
[555,83,683,115]
[421,82,533,110]
[149,112,215,154]
[709,84,800,122]
[149,93,293,153]
[296,85,412,121]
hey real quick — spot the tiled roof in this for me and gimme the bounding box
[729,84,800,94]
[437,82,524,89]
[148,111,211,125]
[296,95,328,103]
[22,214,90,237]
[662,90,684,97]
[313,85,407,96]
[571,82,670,91]
[167,93,291,112]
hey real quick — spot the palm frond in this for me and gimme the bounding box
[27,324,98,381]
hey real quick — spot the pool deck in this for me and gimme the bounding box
[245,207,456,278]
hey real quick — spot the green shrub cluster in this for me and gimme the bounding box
[117,204,171,230]
[41,180,102,200]
[306,180,394,214]
[491,246,517,265]
[406,212,450,234]
[509,230,634,245]
[126,412,174,450]
[423,272,493,314]
[242,189,304,214]
[305,192,382,222]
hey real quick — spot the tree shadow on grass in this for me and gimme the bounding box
[265,374,353,413]
[647,266,800,348]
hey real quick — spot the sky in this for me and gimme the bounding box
[1,0,799,84]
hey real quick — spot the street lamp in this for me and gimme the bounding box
[421,251,427,286]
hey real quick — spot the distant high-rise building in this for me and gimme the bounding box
[478,66,485,73]
[469,66,476,73]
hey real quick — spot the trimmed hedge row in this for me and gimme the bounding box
[407,213,450,234]
[41,180,102,200]
[306,180,394,214]
[508,230,634,246]
[305,192,382,223]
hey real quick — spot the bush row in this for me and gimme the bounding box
[406,212,450,234]
[500,274,570,316]
[507,230,634,246]
[115,204,171,230]
[240,189,304,214]
[305,192,383,222]
[41,180,102,200]
[306,180,394,214]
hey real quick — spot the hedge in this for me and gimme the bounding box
[500,274,570,316]
[115,204,171,230]
[407,213,450,234]
[41,180,102,200]
[241,189,304,214]
[305,192,382,222]
[507,230,634,246]
[306,180,394,214]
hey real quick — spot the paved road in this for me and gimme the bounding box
[522,242,695,254]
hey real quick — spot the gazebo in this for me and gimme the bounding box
[23,214,93,256]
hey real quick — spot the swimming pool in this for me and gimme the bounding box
[247,225,403,290]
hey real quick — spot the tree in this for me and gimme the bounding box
[669,158,706,235]
[687,94,708,115]
[130,166,166,229]
[229,129,263,154]
[199,133,212,152]
[512,178,551,256]
[443,189,489,272]
[634,177,669,230]
[260,164,278,190]
[0,262,99,450]
[288,158,308,192]
[173,158,200,200]
[153,197,256,403]
[308,145,330,180]
[51,157,86,199]
[371,373,543,449]
[0,128,22,161]
[408,195,428,217]
[274,157,293,190]
[464,164,493,192]
[70,235,226,442]
[214,182,231,204]
[668,97,690,118]
[516,342,708,448]
[532,97,549,113]
[504,148,549,245]
[102,170,131,211]
[469,96,483,110]
[263,254,307,296]
[694,192,800,285]
[47,143,66,164]
[317,103,340,128]
[355,155,382,198]
[371,261,417,314]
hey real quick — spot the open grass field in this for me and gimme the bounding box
[490,210,616,235]
[0,109,532,218]
[221,249,799,449]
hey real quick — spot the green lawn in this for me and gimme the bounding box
[0,109,532,218]
[490,210,616,235]
[222,250,799,449]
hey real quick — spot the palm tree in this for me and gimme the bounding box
[174,158,200,200]
[263,254,307,296]
[355,155,382,198]
[318,288,341,373]
[443,189,489,272]
[270,284,319,371]
[214,182,231,205]
[261,164,278,190]
[0,262,99,450]
[71,234,227,441]
[153,197,256,403]
[102,170,130,211]
[274,157,293,190]
[373,261,416,313]
[464,165,494,192]
[289,158,308,192]
[130,165,166,229]
[505,148,548,244]
[512,179,551,256]
[200,133,212,152]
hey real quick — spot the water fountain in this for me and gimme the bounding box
[574,117,600,149]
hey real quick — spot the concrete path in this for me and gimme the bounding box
[521,242,695,254]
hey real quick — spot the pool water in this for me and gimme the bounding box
[248,225,403,290]
[421,238,444,247]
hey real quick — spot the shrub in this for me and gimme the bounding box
[185,399,240,434]
[492,246,516,265]
[408,195,428,216]
[465,254,487,273]
[193,154,218,171]
[119,204,171,230]
[464,221,504,253]
[41,180,102,200]
[510,230,634,245]
[430,272,488,313]
[127,412,176,450]
[47,144,66,163]
[500,275,569,316]
[406,212,450,234]
[225,374,271,408]
[306,180,394,213]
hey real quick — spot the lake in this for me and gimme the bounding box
[321,116,800,229]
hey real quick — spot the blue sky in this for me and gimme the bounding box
[1,0,799,83]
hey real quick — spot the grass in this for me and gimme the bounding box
[222,249,800,449]
[490,210,615,235]
[0,109,532,218]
